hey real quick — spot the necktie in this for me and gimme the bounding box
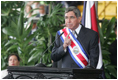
[72,31,75,37]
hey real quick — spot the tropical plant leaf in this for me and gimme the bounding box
[101,19,109,33]
[1,8,11,16]
[97,19,104,44]
[2,27,17,37]
[4,39,18,47]
[107,65,117,78]
[105,72,111,79]
[6,45,18,52]
[17,10,24,36]
[21,23,34,42]
[106,17,116,39]
[28,50,43,63]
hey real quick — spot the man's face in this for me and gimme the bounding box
[8,55,20,66]
[65,11,81,30]
[39,6,45,14]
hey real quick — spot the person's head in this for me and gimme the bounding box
[25,4,32,18]
[65,6,82,31]
[26,5,32,13]
[39,5,45,14]
[8,53,20,66]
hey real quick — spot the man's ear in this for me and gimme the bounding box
[78,17,82,23]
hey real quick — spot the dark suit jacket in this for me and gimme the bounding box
[51,26,99,68]
[109,39,117,66]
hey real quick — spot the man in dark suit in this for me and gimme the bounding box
[51,6,99,68]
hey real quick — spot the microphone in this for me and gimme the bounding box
[35,32,64,67]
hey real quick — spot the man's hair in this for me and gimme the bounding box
[65,6,81,18]
[8,53,21,62]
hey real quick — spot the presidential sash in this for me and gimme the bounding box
[58,27,89,68]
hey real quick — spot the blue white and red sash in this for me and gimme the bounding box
[58,27,89,68]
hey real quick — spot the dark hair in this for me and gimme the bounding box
[8,53,20,62]
[65,6,81,18]
[25,4,33,13]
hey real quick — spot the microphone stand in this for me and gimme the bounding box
[35,32,64,67]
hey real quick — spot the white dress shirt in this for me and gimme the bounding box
[70,24,82,38]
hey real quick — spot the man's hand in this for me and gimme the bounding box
[63,33,71,50]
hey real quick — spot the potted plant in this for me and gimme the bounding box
[98,17,117,78]
[1,1,65,69]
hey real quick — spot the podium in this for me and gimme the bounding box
[6,66,103,79]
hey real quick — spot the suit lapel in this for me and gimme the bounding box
[77,25,87,41]
[76,25,89,55]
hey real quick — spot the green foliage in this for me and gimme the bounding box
[29,3,65,66]
[1,1,25,70]
[1,1,65,69]
[2,9,37,66]
[1,1,25,42]
[98,17,117,79]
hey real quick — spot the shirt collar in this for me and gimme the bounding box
[75,24,82,35]
[70,24,82,35]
